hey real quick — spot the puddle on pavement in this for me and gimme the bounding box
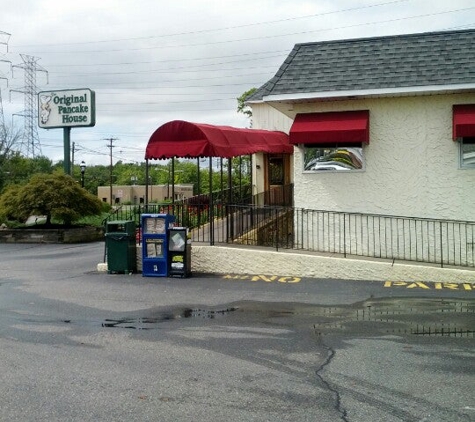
[308,298,475,338]
[102,307,238,330]
[100,299,475,337]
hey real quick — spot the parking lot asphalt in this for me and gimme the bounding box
[0,242,474,421]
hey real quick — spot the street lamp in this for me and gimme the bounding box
[80,161,86,188]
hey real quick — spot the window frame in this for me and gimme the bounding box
[302,144,366,173]
[458,137,475,169]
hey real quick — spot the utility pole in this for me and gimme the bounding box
[71,141,75,172]
[104,137,118,205]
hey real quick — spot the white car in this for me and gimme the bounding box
[304,160,352,171]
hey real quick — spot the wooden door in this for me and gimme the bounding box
[266,154,291,205]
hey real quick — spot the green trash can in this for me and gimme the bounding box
[105,220,137,274]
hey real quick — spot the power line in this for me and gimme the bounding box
[13,0,412,48]
[46,50,289,68]
[48,64,280,77]
[15,6,475,55]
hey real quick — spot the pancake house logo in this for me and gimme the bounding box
[38,88,96,128]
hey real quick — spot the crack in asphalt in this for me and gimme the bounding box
[314,326,350,422]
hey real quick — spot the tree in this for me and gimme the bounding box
[0,184,22,222]
[237,88,257,120]
[2,153,53,188]
[0,123,21,162]
[78,164,110,194]
[0,122,54,192]
[0,124,23,191]
[0,172,103,226]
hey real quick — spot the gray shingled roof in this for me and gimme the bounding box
[247,29,475,101]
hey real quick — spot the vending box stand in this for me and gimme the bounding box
[168,227,191,278]
[141,213,176,277]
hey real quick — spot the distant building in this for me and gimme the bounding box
[97,184,194,204]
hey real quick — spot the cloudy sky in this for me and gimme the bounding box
[1,0,474,166]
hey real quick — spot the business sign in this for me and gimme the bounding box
[38,88,96,129]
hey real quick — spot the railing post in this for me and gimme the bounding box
[343,213,347,258]
[440,221,444,268]
[208,157,214,246]
[225,204,229,243]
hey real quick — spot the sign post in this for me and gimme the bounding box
[63,127,71,175]
[38,88,96,175]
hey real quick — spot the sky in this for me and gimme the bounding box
[1,0,474,166]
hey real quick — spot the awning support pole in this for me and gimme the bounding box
[145,159,149,208]
[209,157,214,246]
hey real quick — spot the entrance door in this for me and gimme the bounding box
[266,154,291,205]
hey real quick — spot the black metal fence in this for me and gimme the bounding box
[103,201,475,268]
[292,209,475,268]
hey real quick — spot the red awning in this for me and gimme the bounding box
[453,105,475,139]
[145,120,292,159]
[289,110,369,145]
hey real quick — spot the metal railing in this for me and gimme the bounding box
[102,196,475,268]
[218,206,475,268]
[227,206,475,268]
[300,209,475,267]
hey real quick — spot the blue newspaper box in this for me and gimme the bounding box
[141,213,175,277]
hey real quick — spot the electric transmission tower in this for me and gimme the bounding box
[10,54,48,158]
[0,31,9,52]
[0,31,10,146]
[0,67,9,144]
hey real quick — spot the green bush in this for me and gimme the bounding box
[0,173,103,226]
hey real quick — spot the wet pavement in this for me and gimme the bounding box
[97,298,474,338]
[0,242,474,421]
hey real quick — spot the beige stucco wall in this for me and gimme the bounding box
[251,152,266,200]
[252,93,475,221]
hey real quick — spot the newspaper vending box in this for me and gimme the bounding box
[141,213,175,277]
[168,227,191,278]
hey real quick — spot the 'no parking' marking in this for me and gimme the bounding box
[384,281,474,291]
[222,274,301,283]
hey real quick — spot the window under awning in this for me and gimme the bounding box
[145,120,293,159]
[289,110,369,145]
[453,104,475,139]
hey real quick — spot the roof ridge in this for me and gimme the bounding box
[294,28,475,48]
